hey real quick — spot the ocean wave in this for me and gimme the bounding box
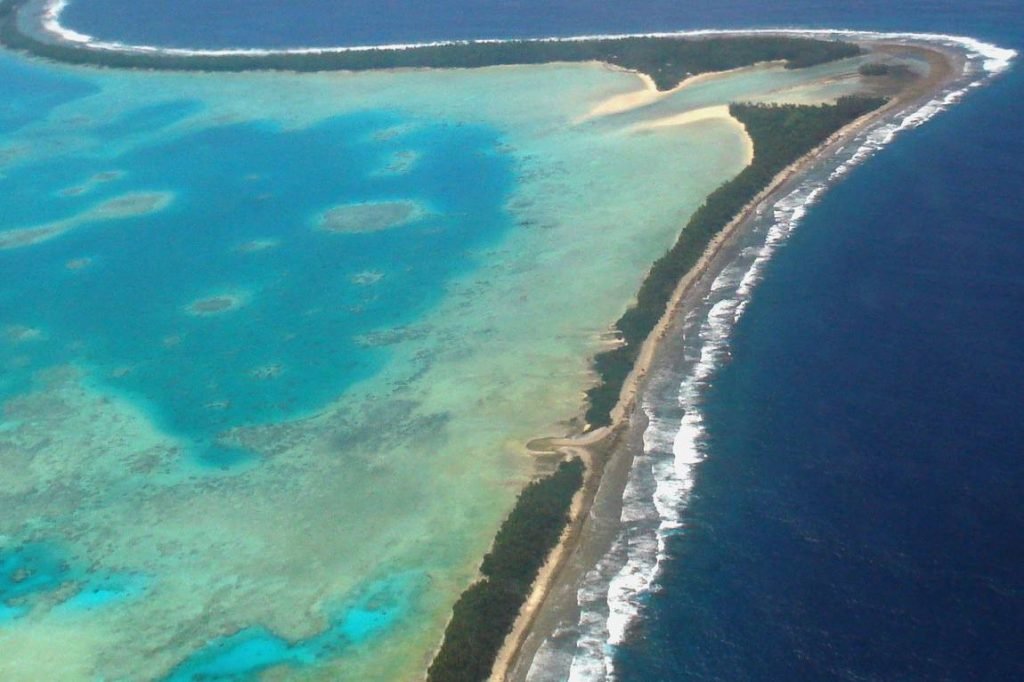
[557,33,1015,682]
[18,5,1017,678]
[24,0,1019,74]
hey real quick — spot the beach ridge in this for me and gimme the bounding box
[489,39,965,682]
[0,6,983,677]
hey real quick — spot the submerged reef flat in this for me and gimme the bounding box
[1,0,860,89]
[376,149,420,175]
[184,293,247,316]
[316,199,424,234]
[0,51,765,678]
[89,191,170,218]
[3,324,45,343]
[57,169,123,197]
[0,190,172,250]
[0,11,984,681]
[65,257,92,270]
[235,238,280,253]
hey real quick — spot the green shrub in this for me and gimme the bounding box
[585,97,887,428]
[427,458,584,682]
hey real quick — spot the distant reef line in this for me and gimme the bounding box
[582,95,888,428]
[0,4,895,680]
[0,0,862,89]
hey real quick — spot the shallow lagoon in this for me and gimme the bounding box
[0,50,866,679]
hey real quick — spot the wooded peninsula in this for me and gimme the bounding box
[0,6,907,679]
[2,0,856,90]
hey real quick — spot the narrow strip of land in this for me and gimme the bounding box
[0,0,859,89]
[0,7,970,679]
[497,40,965,682]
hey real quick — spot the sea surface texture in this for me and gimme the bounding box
[5,1,1024,681]
[0,14,884,679]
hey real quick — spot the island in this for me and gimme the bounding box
[0,0,995,679]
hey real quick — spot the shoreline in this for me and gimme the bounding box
[0,7,1014,680]
[10,0,1017,67]
[493,39,979,682]
[0,0,1013,77]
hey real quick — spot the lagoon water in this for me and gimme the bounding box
[4,1,1023,681]
[0,24,876,680]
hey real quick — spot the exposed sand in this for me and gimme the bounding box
[631,105,755,165]
[491,41,965,682]
[580,71,663,119]
[580,59,788,122]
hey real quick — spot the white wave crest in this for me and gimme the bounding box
[21,4,1015,678]
[24,0,1018,77]
[558,31,1015,682]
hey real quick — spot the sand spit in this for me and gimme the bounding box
[0,12,1004,680]
[631,105,755,165]
[580,71,664,120]
[581,60,788,122]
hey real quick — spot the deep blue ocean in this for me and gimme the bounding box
[53,0,1024,679]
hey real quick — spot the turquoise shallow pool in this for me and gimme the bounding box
[0,53,516,465]
[0,41,863,678]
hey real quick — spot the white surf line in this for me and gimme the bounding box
[559,30,1016,682]
[28,0,1017,73]
[24,5,1019,681]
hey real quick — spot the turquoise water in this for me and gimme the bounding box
[12,0,1023,679]
[0,541,147,621]
[0,53,525,677]
[0,54,97,132]
[0,54,515,466]
[0,544,70,622]
[0,38,842,677]
[165,572,421,680]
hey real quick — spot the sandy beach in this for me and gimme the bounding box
[0,5,989,676]
[492,38,965,682]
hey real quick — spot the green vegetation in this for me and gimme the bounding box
[0,4,888,674]
[859,62,891,76]
[427,458,584,682]
[585,96,887,428]
[0,0,858,89]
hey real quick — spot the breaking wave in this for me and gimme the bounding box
[23,0,1022,74]
[550,33,1015,682]
[17,7,1015,678]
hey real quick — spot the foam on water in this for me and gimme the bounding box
[0,46,767,679]
[4,12,1013,677]
[557,35,1015,682]
[21,0,1022,77]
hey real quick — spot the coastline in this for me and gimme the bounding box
[2,0,1014,78]
[10,0,1018,67]
[0,6,1015,679]
[495,39,978,682]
